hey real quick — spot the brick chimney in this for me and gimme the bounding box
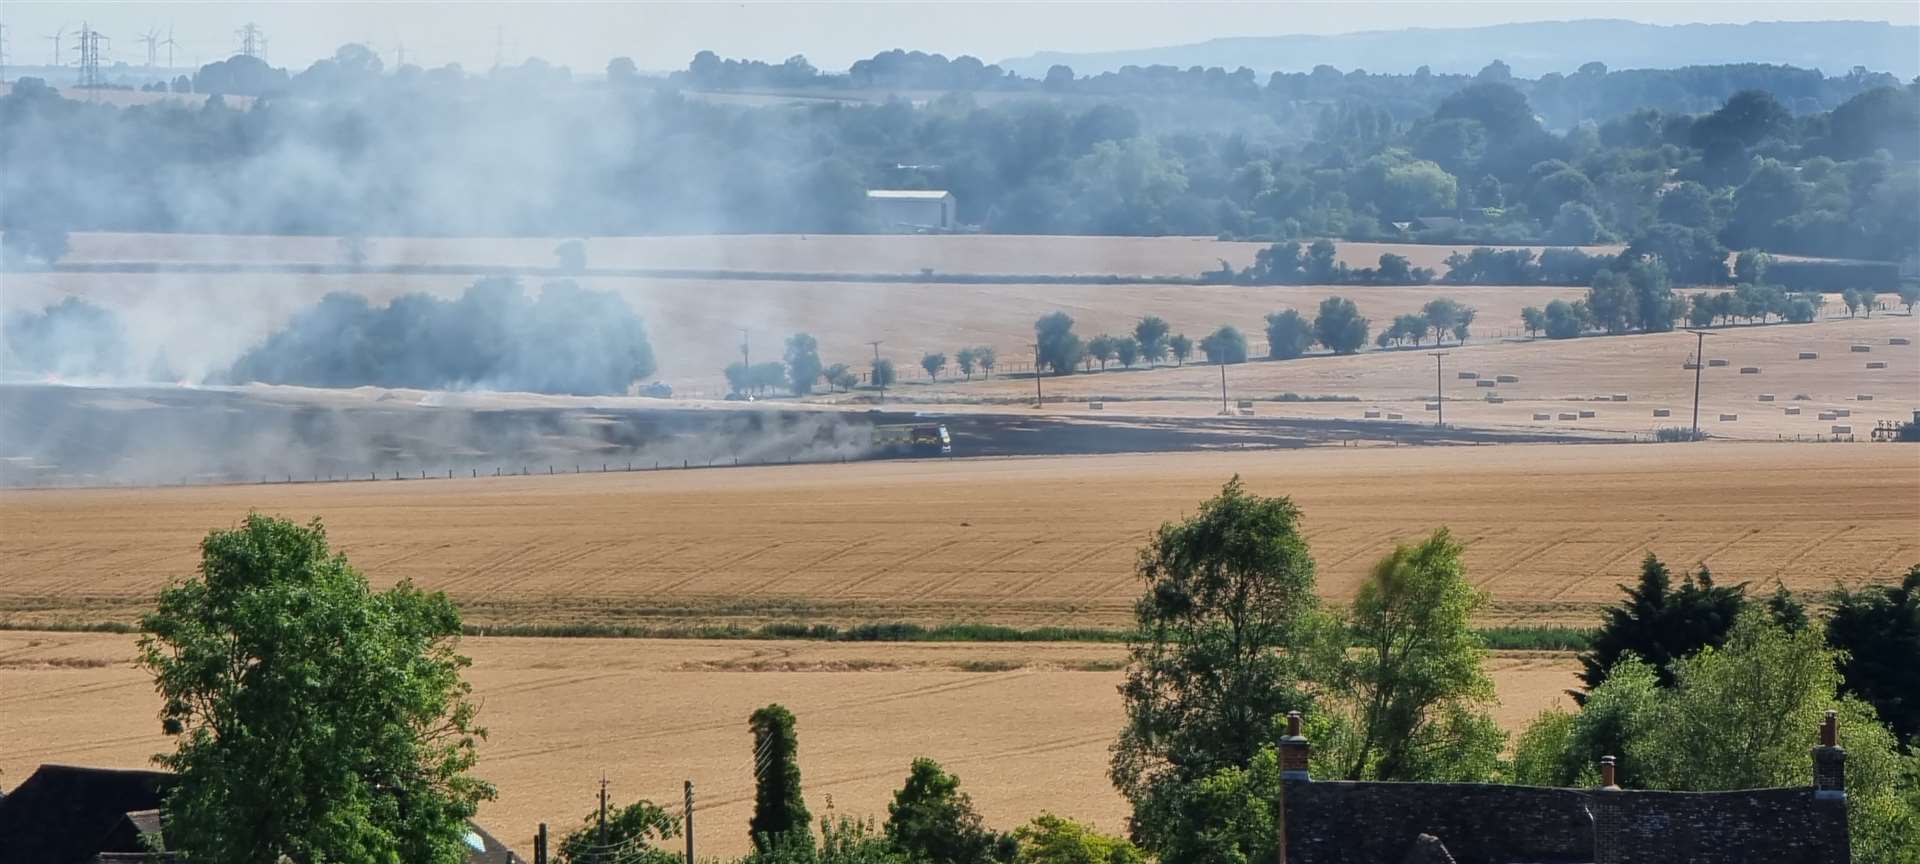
[1278,710,1311,780]
[1813,709,1846,800]
[1590,756,1625,864]
[1598,755,1620,791]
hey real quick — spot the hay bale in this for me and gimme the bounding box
[1653,408,1672,417]
[1857,394,1874,401]
[1798,352,1819,360]
[1866,361,1888,369]
[1238,408,1255,416]
[1363,409,1381,419]
[1682,361,1702,370]
[1891,337,1912,346]
[1708,358,1730,367]
[1089,401,1104,410]
[1476,379,1497,388]
[1533,412,1552,421]
[1851,345,1871,353]
[1719,413,1739,421]
[1739,367,1760,374]
[1612,393,1629,401]
[1832,425,1852,435]
[1237,400,1254,409]
[1557,412,1578,420]
[1387,412,1405,420]
[1819,412,1837,420]
[1424,402,1440,411]
[1457,371,1479,380]
[1485,396,1504,404]
[1578,410,1597,418]
[1759,394,1775,401]
[1834,408,1852,417]
[1785,406,1801,415]
[1496,374,1519,383]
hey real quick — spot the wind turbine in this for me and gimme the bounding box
[138,27,160,68]
[45,25,64,67]
[161,25,180,71]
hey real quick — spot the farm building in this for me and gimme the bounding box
[1271,710,1850,864]
[0,764,525,863]
[867,189,957,232]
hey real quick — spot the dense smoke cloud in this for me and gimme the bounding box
[228,278,657,395]
[1,298,130,379]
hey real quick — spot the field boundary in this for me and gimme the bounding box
[33,260,1207,286]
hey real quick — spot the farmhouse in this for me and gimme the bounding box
[0,764,525,864]
[867,189,957,231]
[1273,711,1851,864]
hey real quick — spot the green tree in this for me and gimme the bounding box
[1133,317,1170,364]
[975,346,997,378]
[750,704,812,851]
[1167,334,1192,366]
[1512,655,1661,788]
[956,347,978,380]
[1111,478,1322,855]
[1625,258,1676,332]
[1897,284,1920,315]
[1520,305,1546,337]
[1199,325,1247,364]
[559,799,682,864]
[1451,306,1477,344]
[1312,296,1369,354]
[1420,298,1462,344]
[824,363,854,393]
[137,515,493,864]
[886,759,1005,864]
[922,352,947,380]
[1086,335,1116,371]
[787,333,824,396]
[1113,336,1141,369]
[1263,310,1313,360]
[1548,201,1604,244]
[1826,566,1920,743]
[871,358,897,389]
[1578,554,1747,694]
[1330,530,1504,781]
[1011,815,1144,864]
[1543,298,1588,338]
[1035,311,1083,374]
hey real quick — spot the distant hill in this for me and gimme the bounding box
[999,19,1920,79]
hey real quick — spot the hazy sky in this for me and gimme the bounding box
[5,1,1917,74]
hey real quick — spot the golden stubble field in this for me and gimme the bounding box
[0,631,1582,856]
[3,443,1914,630]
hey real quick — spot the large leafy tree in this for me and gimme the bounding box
[1330,530,1504,781]
[1034,311,1083,374]
[786,333,824,396]
[1577,553,1746,695]
[1826,566,1920,744]
[559,799,682,864]
[1311,296,1369,355]
[885,759,1008,864]
[1111,477,1323,852]
[1262,310,1313,360]
[137,514,493,864]
[750,704,812,851]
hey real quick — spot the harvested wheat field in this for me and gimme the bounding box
[49,231,1617,277]
[3,443,1913,630]
[0,631,1580,856]
[902,315,1920,440]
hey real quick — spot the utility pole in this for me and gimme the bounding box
[1032,342,1044,407]
[236,22,264,59]
[597,775,609,853]
[868,340,884,403]
[1685,329,1714,441]
[1428,351,1449,427]
[73,23,106,90]
[1219,361,1229,415]
[684,780,695,864]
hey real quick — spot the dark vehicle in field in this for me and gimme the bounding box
[871,423,951,456]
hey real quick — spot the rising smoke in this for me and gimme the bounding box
[226,277,657,395]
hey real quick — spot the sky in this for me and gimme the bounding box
[3,0,1916,74]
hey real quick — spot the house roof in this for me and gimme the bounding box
[866,189,953,200]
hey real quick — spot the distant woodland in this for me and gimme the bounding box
[2,46,1915,265]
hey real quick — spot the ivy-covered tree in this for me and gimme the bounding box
[749,704,812,851]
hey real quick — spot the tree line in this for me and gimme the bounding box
[3,51,1914,265]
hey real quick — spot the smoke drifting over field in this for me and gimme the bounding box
[228,278,657,395]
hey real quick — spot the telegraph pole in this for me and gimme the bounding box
[1032,342,1044,407]
[1219,361,1229,415]
[597,775,609,852]
[1686,329,1714,441]
[684,780,695,864]
[1428,351,1449,427]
